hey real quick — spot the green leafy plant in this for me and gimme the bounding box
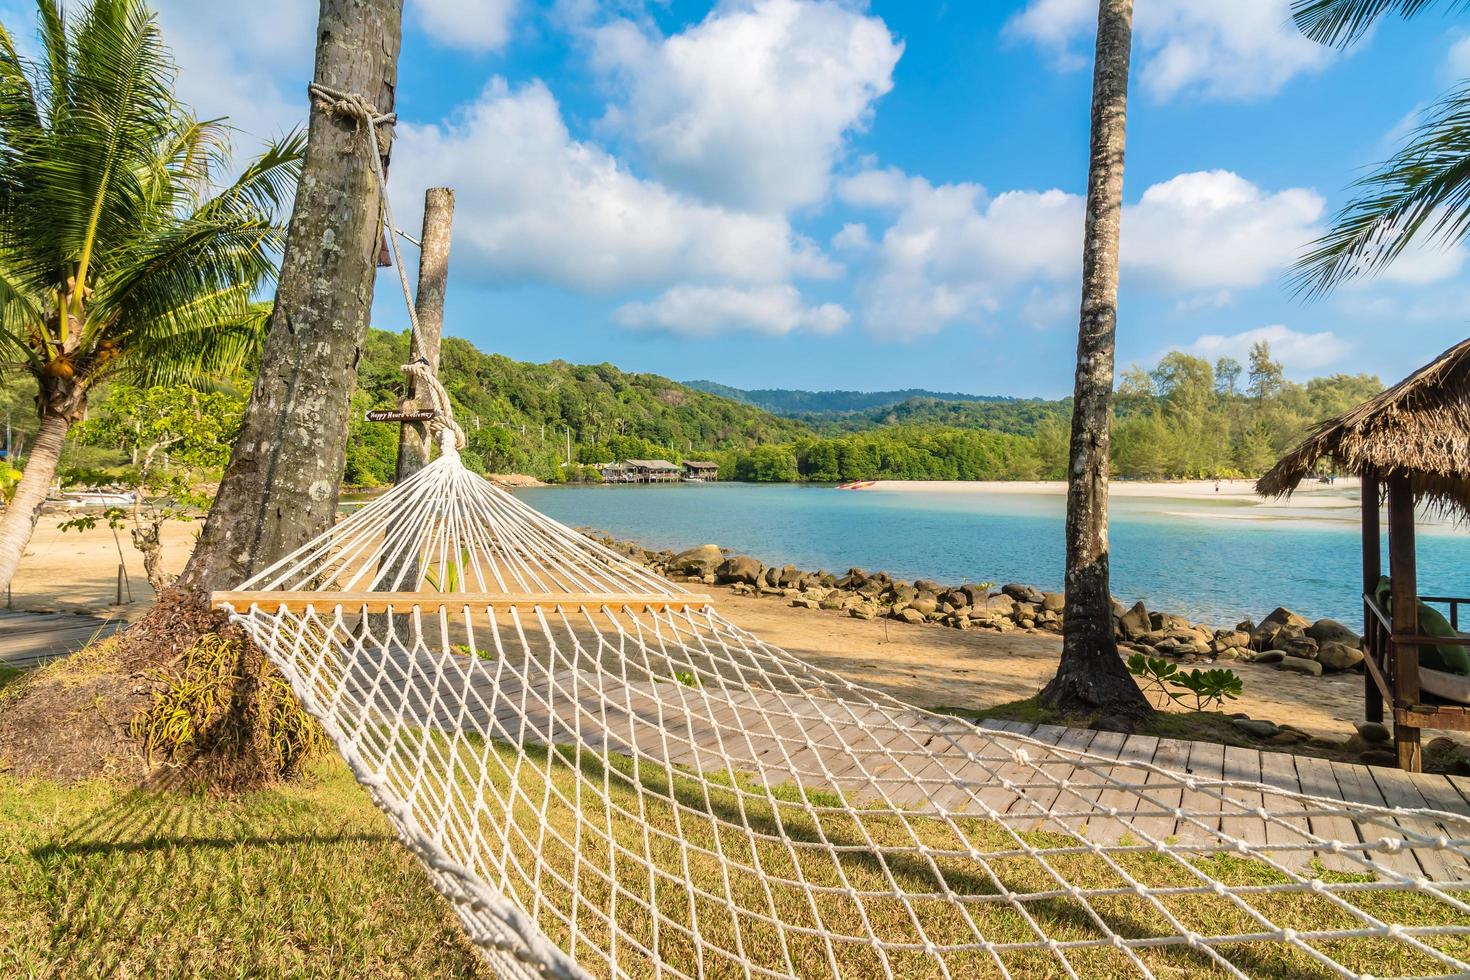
[1127,654,1242,712]
[672,670,699,688]
[1168,667,1244,712]
[1127,654,1179,708]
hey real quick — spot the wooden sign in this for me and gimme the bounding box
[365,408,437,423]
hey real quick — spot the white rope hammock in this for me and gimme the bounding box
[214,437,1470,979]
[211,83,1470,978]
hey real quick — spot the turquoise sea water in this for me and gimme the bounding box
[516,482,1470,628]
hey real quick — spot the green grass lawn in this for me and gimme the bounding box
[4,735,1469,978]
[0,761,491,978]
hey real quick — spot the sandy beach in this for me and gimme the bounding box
[863,476,1361,507]
[9,518,1377,741]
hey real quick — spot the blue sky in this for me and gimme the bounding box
[31,0,1470,396]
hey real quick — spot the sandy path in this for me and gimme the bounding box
[8,520,1370,740]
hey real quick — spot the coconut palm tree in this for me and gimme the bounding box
[1039,0,1153,721]
[0,0,302,590]
[1292,0,1470,294]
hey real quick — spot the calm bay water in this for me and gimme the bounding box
[516,482,1470,628]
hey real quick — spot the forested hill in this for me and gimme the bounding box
[345,329,809,484]
[682,381,1013,415]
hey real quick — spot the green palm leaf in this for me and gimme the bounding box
[1292,0,1469,48]
[1291,84,1470,297]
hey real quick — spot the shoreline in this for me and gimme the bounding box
[860,477,1361,507]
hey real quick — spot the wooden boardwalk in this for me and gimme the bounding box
[0,610,126,670]
[342,648,1470,883]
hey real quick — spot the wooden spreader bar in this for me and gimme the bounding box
[210,591,716,615]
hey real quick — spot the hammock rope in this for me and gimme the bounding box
[210,83,1470,978]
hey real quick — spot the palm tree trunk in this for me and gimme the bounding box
[1040,0,1152,721]
[178,0,403,593]
[0,408,69,591]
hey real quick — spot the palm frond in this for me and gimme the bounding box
[1292,0,1470,48]
[1292,82,1470,297]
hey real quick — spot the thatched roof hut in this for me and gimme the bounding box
[1255,337,1470,771]
[1256,337,1470,519]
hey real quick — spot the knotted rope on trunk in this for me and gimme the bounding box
[307,81,466,452]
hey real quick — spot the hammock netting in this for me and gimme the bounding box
[212,443,1470,979]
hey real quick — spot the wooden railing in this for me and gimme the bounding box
[1363,592,1470,708]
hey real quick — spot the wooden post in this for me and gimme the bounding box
[396,186,454,482]
[1388,474,1421,771]
[1361,467,1382,723]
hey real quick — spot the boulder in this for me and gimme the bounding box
[914,578,942,594]
[1253,607,1310,648]
[944,589,971,609]
[715,555,762,585]
[1355,721,1391,744]
[1306,618,1360,646]
[897,608,927,625]
[790,597,819,610]
[835,568,867,589]
[1360,750,1398,768]
[776,564,801,588]
[1316,642,1364,672]
[1213,629,1250,651]
[960,584,988,606]
[1250,650,1285,664]
[1117,601,1151,641]
[1041,592,1065,613]
[1277,656,1323,677]
[669,544,725,576]
[819,593,849,611]
[1280,635,1320,660]
[1232,718,1279,738]
[1001,583,1044,604]
[1268,729,1308,746]
[908,595,939,616]
[849,602,878,621]
[985,594,1018,617]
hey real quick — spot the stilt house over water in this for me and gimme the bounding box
[1258,338,1470,771]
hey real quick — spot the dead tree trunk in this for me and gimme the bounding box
[179,0,404,593]
[1040,0,1152,722]
[396,186,455,482]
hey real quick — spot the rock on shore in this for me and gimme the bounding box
[578,532,1367,685]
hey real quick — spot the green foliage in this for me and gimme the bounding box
[1109,343,1380,480]
[1127,654,1243,712]
[343,329,808,484]
[0,0,301,395]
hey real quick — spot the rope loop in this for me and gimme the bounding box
[306,80,467,451]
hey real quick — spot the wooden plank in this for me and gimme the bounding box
[1130,737,1192,846]
[1329,760,1421,878]
[1370,765,1461,881]
[1255,750,1312,872]
[1088,734,1161,845]
[1402,770,1470,881]
[211,590,716,615]
[1174,738,1226,846]
[1292,754,1364,874]
[1219,745,1266,853]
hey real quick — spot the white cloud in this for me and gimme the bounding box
[1181,325,1351,373]
[1446,34,1470,81]
[1122,170,1323,291]
[1006,0,1334,102]
[832,222,872,251]
[614,284,849,337]
[839,168,1324,337]
[152,0,315,144]
[589,0,902,212]
[392,78,838,293]
[413,0,519,53]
